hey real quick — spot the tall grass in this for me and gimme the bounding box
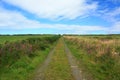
[64,35,120,80]
[0,35,60,80]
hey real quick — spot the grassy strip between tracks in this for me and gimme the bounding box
[44,39,74,80]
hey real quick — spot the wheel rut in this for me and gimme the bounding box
[32,38,83,80]
[63,38,83,80]
[32,45,56,80]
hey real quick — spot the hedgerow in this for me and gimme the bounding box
[0,35,60,67]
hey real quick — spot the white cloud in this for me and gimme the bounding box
[107,0,120,3]
[109,21,120,33]
[98,7,120,22]
[1,4,120,34]
[106,7,120,22]
[108,8,120,17]
[0,7,108,34]
[0,9,38,29]
[5,0,98,20]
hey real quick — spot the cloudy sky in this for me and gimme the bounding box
[0,0,120,34]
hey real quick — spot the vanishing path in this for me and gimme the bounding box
[44,38,74,80]
[63,38,83,80]
[32,38,83,80]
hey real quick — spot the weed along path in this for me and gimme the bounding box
[32,38,82,80]
[63,39,83,80]
[32,45,56,80]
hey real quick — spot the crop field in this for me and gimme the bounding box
[0,35,120,80]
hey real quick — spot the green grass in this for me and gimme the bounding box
[65,37,120,80]
[0,35,54,44]
[0,36,36,44]
[0,48,51,80]
[44,39,74,80]
[65,42,94,79]
[0,35,60,80]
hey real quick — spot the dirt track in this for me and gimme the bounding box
[32,38,83,80]
[33,45,56,80]
[63,38,83,80]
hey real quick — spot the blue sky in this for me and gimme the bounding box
[0,0,120,34]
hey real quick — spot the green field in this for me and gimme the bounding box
[0,35,54,44]
[0,35,120,80]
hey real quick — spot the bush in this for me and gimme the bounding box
[0,35,60,67]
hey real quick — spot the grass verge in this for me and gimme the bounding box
[0,48,50,80]
[65,40,120,80]
[0,35,60,80]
